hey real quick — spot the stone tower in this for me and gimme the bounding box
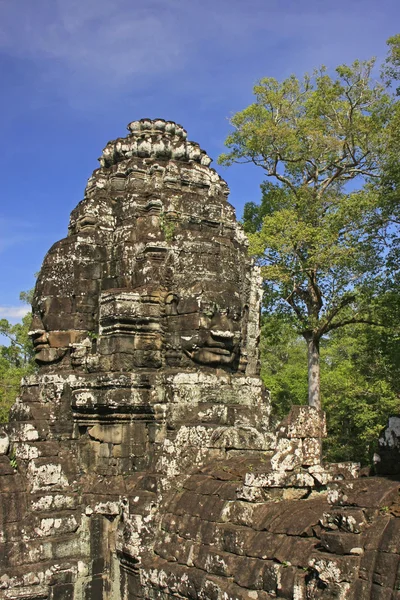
[0,119,271,599]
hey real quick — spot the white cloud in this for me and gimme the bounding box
[0,306,30,319]
[0,0,397,112]
[0,0,188,83]
[0,0,396,108]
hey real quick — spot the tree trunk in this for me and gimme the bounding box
[306,336,321,410]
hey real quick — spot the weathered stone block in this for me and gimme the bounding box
[372,551,399,589]
[319,531,363,555]
[233,556,265,589]
[278,406,327,439]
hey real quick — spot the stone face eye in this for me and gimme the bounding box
[165,294,179,315]
[201,302,218,318]
[165,293,179,305]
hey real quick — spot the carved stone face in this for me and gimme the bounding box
[29,236,101,367]
[30,119,260,375]
[29,305,90,366]
[181,305,241,367]
[165,281,245,369]
[30,231,250,372]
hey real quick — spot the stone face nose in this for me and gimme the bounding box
[29,313,43,330]
[28,315,48,346]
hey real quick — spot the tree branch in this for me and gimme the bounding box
[318,295,357,336]
[324,316,382,334]
[285,289,306,322]
[0,330,24,350]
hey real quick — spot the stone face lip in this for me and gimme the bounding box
[100,118,212,168]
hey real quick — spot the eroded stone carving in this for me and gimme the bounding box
[28,119,257,379]
[0,120,398,600]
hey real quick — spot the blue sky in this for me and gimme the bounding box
[0,0,399,321]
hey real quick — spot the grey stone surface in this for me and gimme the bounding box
[376,415,400,475]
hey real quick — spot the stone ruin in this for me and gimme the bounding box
[1,119,400,600]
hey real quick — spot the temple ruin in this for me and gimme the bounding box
[1,119,400,600]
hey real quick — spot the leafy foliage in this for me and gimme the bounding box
[260,312,400,465]
[220,38,400,409]
[0,291,36,422]
[259,313,308,421]
[321,324,400,464]
[382,34,400,94]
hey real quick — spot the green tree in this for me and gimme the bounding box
[219,48,399,410]
[259,311,400,465]
[0,291,35,422]
[259,313,308,421]
[321,324,400,464]
[382,34,400,94]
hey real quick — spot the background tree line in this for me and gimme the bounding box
[0,290,35,422]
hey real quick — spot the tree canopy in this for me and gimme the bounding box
[219,39,400,410]
[0,291,35,422]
